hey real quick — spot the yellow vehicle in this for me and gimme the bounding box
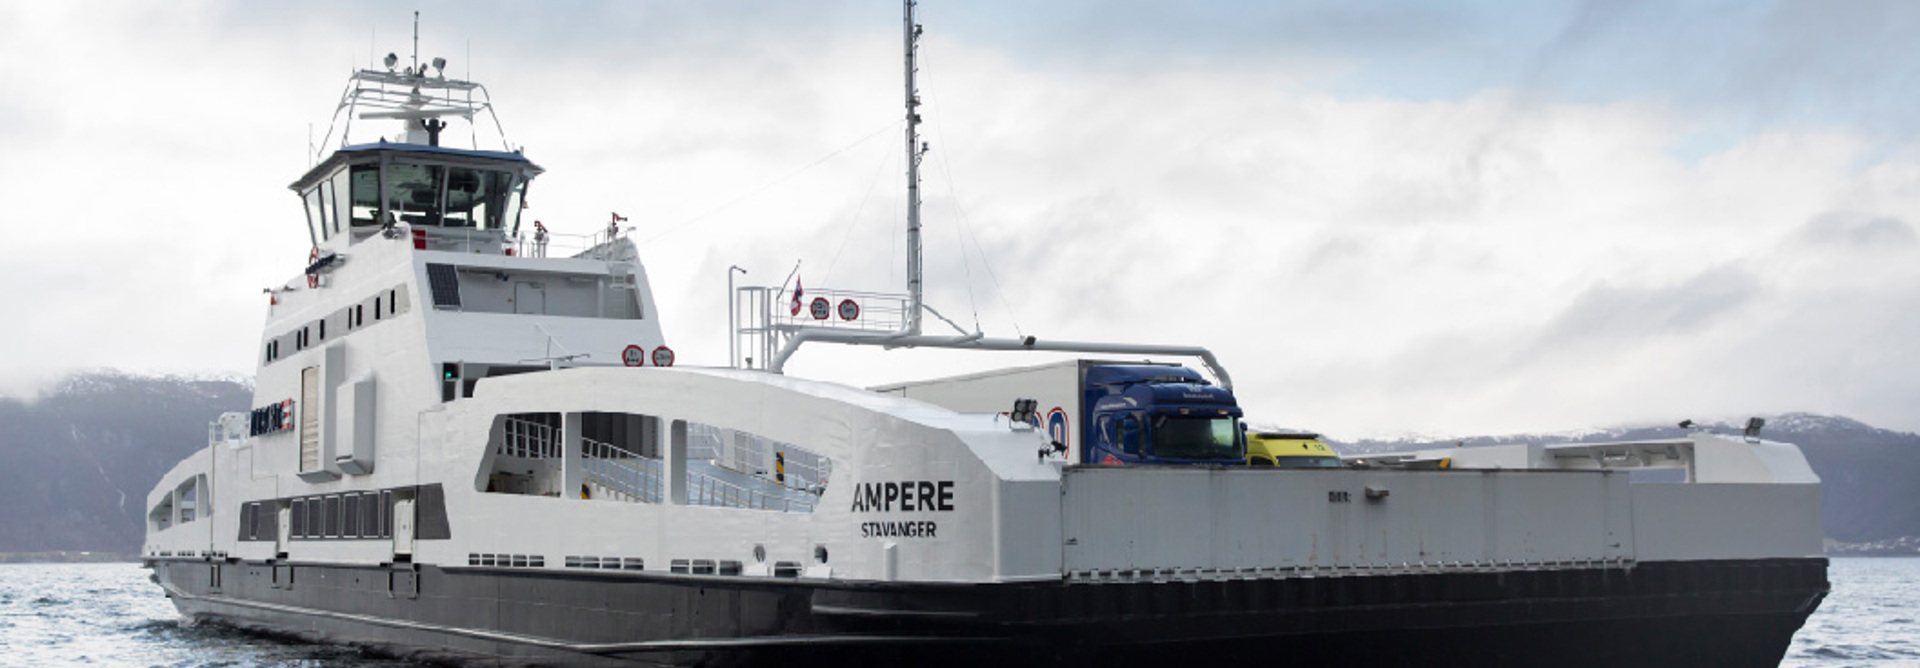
[1246,431,1344,468]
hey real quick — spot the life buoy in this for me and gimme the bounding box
[306,248,320,289]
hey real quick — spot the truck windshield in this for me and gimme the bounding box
[1151,417,1241,460]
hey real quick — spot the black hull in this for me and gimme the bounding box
[151,557,1827,667]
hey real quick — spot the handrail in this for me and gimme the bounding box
[499,417,560,459]
[497,417,815,512]
[769,329,1237,391]
[582,436,663,503]
[687,470,814,513]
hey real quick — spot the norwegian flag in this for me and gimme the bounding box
[789,277,804,316]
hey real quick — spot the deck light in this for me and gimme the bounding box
[384,53,398,70]
[432,57,446,76]
[1008,398,1037,425]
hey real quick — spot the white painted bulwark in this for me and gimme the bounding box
[1061,466,1633,573]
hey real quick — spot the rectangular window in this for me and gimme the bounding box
[384,162,445,227]
[305,497,322,538]
[304,189,325,244]
[316,180,336,241]
[343,494,360,537]
[444,168,515,230]
[331,168,354,236]
[504,177,527,236]
[299,367,321,473]
[240,503,258,540]
[349,164,381,228]
[322,495,338,538]
[289,499,306,536]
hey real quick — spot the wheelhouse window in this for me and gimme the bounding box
[303,188,325,243]
[444,168,516,230]
[316,180,336,240]
[1151,416,1242,460]
[329,168,352,236]
[348,164,380,228]
[385,162,445,227]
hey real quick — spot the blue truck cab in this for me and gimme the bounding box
[1082,365,1245,465]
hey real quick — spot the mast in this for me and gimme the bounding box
[411,11,421,74]
[761,0,1235,389]
[903,0,926,335]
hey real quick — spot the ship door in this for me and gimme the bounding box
[392,492,416,559]
[512,282,544,314]
[274,501,291,558]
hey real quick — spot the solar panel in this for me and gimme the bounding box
[425,263,462,308]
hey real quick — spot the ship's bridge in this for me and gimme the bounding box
[289,142,542,255]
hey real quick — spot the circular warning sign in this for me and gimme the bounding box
[651,346,675,367]
[837,299,860,321]
[809,297,830,320]
[622,344,646,367]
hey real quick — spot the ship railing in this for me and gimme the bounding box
[582,436,664,503]
[687,469,816,513]
[513,228,635,263]
[496,417,814,511]
[411,225,512,256]
[687,423,832,497]
[499,417,562,459]
[732,285,912,369]
[686,425,724,461]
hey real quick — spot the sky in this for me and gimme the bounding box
[2,0,1917,439]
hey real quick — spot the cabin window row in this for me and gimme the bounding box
[236,485,449,543]
[292,491,392,540]
[263,285,411,365]
[235,491,394,542]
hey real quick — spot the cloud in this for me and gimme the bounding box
[1796,212,1917,248]
[5,1,1920,441]
[1538,267,1763,348]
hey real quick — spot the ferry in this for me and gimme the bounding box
[145,5,1827,666]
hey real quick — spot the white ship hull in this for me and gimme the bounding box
[146,368,1827,667]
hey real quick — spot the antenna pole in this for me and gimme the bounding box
[903,0,925,335]
[411,11,420,73]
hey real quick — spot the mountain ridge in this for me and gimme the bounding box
[0,372,1912,552]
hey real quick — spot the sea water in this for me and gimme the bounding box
[1,558,1914,667]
